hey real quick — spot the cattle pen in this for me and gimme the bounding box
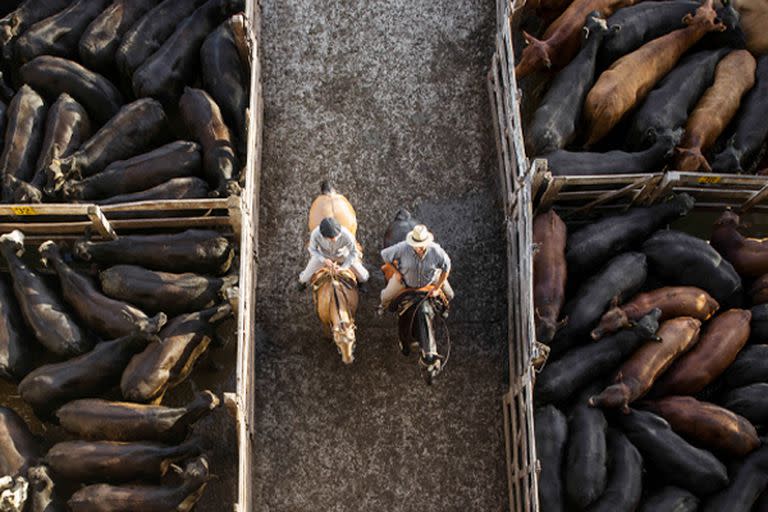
[494,0,768,509]
[0,1,263,511]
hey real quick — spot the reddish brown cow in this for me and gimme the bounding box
[589,317,701,411]
[651,309,751,396]
[591,286,719,340]
[710,210,768,278]
[533,210,567,344]
[514,0,637,79]
[733,0,768,55]
[641,396,759,457]
[675,50,757,171]
[583,0,725,145]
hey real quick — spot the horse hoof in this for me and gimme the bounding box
[399,341,410,356]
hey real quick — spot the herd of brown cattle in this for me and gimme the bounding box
[519,0,768,175]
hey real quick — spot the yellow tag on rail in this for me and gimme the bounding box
[11,206,37,216]
[697,176,722,184]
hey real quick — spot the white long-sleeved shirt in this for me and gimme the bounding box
[308,226,359,268]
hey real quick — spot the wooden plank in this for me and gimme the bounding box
[530,159,547,204]
[519,183,534,370]
[498,25,527,183]
[674,172,768,187]
[501,17,528,176]
[99,198,229,212]
[503,394,515,512]
[740,183,768,212]
[632,175,662,206]
[489,60,515,213]
[523,380,540,512]
[86,206,117,240]
[567,175,656,216]
[491,53,516,209]
[234,1,262,511]
[109,217,232,230]
[510,391,522,512]
[536,173,562,211]
[0,221,93,234]
[0,204,91,216]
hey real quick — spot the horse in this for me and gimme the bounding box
[307,181,360,364]
[382,209,449,384]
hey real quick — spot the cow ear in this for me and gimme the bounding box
[682,13,694,24]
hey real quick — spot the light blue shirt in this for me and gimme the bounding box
[381,241,451,288]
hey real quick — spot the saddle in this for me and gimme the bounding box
[311,267,357,291]
[391,288,449,316]
[383,262,449,314]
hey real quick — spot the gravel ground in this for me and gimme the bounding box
[253,0,508,510]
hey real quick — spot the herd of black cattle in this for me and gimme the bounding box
[533,194,768,511]
[0,0,249,205]
[0,0,254,510]
[520,0,768,176]
[0,228,237,511]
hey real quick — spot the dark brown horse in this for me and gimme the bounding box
[382,209,449,384]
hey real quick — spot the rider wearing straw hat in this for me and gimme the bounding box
[379,224,454,309]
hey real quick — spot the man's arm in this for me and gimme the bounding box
[380,242,403,264]
[308,228,325,259]
[430,245,451,296]
[431,269,450,296]
[339,230,358,269]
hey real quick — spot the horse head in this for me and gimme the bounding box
[313,268,359,365]
[414,297,443,383]
[332,321,357,364]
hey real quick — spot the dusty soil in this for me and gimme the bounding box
[253,0,509,510]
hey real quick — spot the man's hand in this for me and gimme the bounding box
[323,258,335,268]
[428,287,440,298]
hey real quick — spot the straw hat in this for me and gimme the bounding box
[406,225,434,248]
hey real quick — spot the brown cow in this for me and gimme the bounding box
[710,210,768,278]
[583,0,725,145]
[514,0,637,79]
[733,0,768,55]
[592,286,719,340]
[589,317,701,411]
[651,309,751,396]
[675,50,757,171]
[641,396,759,457]
[533,210,567,344]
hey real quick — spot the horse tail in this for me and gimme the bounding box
[321,180,335,195]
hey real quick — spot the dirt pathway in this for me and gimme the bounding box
[253,1,508,509]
